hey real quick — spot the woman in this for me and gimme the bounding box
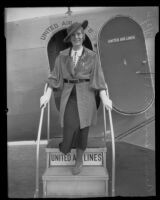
[40,20,112,175]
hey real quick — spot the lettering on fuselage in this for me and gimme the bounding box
[107,35,136,44]
[50,152,103,166]
[40,23,60,40]
[40,20,96,41]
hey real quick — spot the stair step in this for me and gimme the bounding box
[46,137,107,167]
[46,137,106,149]
[42,166,108,198]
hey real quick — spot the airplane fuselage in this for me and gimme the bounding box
[6,7,157,150]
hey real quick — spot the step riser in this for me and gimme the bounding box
[48,151,105,166]
[43,166,108,197]
[46,148,107,167]
[43,179,108,197]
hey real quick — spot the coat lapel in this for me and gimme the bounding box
[65,48,75,78]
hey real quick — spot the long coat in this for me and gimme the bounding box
[47,47,107,129]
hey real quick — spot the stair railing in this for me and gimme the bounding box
[47,94,50,143]
[102,89,115,197]
[34,83,50,198]
[96,38,116,197]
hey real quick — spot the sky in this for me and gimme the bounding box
[5,7,105,22]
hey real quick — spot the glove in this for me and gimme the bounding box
[100,90,112,110]
[40,87,52,108]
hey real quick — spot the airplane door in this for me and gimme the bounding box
[47,30,70,72]
[98,16,154,114]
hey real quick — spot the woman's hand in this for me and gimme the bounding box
[100,90,112,110]
[40,87,52,108]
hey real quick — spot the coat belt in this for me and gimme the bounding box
[64,79,90,84]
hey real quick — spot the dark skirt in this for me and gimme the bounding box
[59,85,89,155]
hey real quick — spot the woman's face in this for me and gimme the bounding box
[70,27,84,48]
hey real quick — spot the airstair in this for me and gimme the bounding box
[42,137,108,198]
[34,83,115,198]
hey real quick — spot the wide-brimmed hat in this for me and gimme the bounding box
[64,20,88,43]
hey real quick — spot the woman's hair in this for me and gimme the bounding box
[68,27,86,43]
[81,28,86,41]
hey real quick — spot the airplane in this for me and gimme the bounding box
[6,7,157,198]
[6,7,156,149]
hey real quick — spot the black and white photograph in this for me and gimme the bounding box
[6,6,157,198]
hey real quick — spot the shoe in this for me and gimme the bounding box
[72,161,83,175]
[72,148,84,175]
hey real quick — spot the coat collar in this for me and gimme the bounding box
[71,47,83,57]
[69,47,85,58]
[61,46,88,58]
[61,46,93,78]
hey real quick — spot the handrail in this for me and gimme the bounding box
[106,89,116,197]
[102,91,115,197]
[97,36,116,196]
[103,104,107,143]
[34,83,48,198]
[47,99,50,143]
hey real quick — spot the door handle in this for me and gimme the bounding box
[142,60,147,64]
[136,71,154,75]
